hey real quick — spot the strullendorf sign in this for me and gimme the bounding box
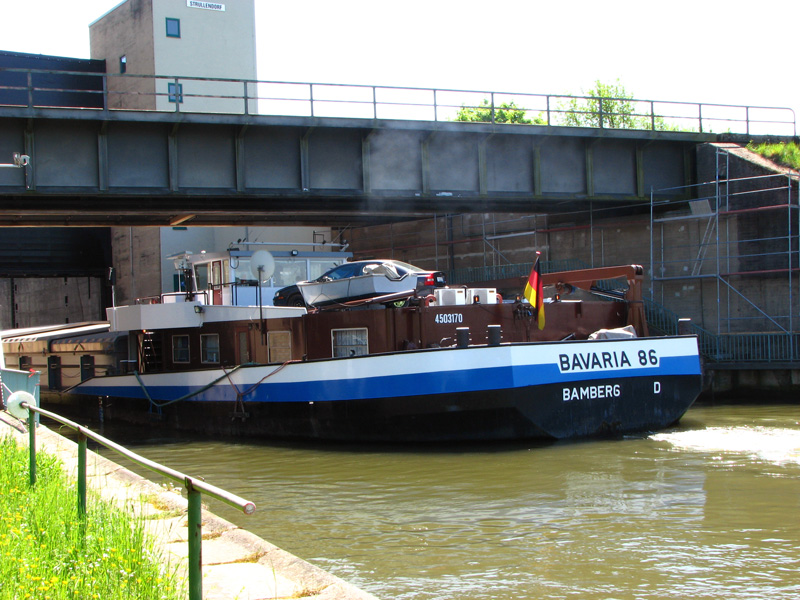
[187,1,225,11]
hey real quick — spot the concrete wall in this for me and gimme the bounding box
[90,0,157,110]
[151,0,256,113]
[0,277,105,329]
[111,227,163,305]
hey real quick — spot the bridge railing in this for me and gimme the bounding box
[0,68,795,136]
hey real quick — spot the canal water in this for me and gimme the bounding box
[82,403,800,600]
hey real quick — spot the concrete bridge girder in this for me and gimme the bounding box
[0,108,702,226]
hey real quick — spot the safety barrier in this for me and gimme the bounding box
[6,394,255,600]
[644,297,799,364]
[0,67,796,136]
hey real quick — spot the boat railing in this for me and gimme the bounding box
[7,396,255,600]
[132,291,210,305]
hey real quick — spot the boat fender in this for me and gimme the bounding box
[423,294,436,307]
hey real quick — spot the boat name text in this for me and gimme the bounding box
[563,384,621,402]
[558,349,658,372]
[434,313,463,324]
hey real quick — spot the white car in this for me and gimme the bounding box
[287,260,446,307]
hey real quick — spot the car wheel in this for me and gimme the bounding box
[288,294,305,307]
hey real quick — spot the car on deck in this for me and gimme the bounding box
[273,259,446,307]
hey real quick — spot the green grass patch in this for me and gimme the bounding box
[747,141,800,170]
[0,435,184,600]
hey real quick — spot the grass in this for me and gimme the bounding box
[0,435,184,600]
[747,141,800,170]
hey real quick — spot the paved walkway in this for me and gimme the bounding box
[0,410,379,600]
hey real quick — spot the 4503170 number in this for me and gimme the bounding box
[434,313,463,324]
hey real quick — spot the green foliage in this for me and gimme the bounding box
[455,99,545,125]
[747,141,800,170]
[558,80,639,129]
[0,436,183,600]
[556,80,694,131]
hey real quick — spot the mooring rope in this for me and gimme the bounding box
[133,360,300,409]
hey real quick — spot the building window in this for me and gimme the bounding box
[201,334,220,363]
[332,328,368,358]
[119,55,127,73]
[267,331,292,363]
[166,18,181,38]
[172,335,190,363]
[168,82,183,103]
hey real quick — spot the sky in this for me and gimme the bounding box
[2,0,799,132]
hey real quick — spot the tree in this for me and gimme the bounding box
[557,80,688,131]
[455,99,545,125]
[558,80,644,129]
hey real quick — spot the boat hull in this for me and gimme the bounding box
[70,336,703,442]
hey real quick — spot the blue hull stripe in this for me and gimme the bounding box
[76,353,701,404]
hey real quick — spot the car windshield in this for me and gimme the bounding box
[319,260,426,281]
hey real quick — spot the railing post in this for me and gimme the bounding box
[309,83,314,118]
[77,431,87,517]
[698,104,703,133]
[745,105,750,136]
[490,92,496,124]
[372,86,377,119]
[650,100,656,131]
[598,97,604,129]
[243,81,249,116]
[28,409,36,486]
[186,478,203,600]
[174,77,181,113]
[433,89,438,122]
[546,95,551,126]
[26,71,33,109]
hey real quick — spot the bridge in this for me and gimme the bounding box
[0,70,795,227]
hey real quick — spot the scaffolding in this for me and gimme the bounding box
[649,146,799,362]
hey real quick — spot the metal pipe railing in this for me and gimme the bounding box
[16,399,255,600]
[0,67,796,136]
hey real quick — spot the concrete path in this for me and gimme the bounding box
[0,410,379,600]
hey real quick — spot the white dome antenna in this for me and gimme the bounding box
[249,250,275,282]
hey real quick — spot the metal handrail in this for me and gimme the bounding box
[0,67,796,136]
[16,400,254,600]
[643,296,799,363]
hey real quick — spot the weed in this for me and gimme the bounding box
[0,435,185,600]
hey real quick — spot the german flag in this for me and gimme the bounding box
[523,254,545,330]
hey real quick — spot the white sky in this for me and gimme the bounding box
[2,0,799,130]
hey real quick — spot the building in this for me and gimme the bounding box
[90,0,257,113]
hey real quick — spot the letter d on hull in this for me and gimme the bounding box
[654,381,661,394]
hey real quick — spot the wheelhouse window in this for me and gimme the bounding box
[332,328,368,358]
[201,334,220,363]
[172,335,190,363]
[267,331,291,363]
[166,18,181,38]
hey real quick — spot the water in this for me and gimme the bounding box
[79,403,800,599]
